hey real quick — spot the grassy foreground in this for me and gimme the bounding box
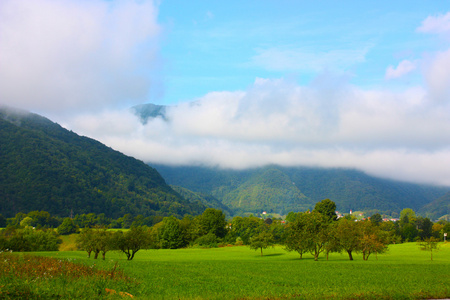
[2,242,450,299]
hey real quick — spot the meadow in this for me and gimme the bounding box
[1,242,449,299]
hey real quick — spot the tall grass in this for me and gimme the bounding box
[0,252,137,299]
[7,242,450,299]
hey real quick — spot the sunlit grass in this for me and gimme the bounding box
[8,242,450,299]
[58,233,78,251]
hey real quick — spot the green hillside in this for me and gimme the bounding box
[221,167,314,215]
[282,167,448,213]
[151,164,450,217]
[0,106,205,218]
[418,192,450,220]
[170,185,234,216]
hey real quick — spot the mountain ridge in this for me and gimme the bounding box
[150,164,450,218]
[0,105,206,218]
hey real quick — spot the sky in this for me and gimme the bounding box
[1,0,450,186]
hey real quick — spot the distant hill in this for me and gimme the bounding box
[221,168,314,215]
[0,105,206,218]
[418,192,450,220]
[151,164,450,217]
[170,186,234,216]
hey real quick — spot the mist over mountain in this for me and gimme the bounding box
[151,164,450,218]
[131,103,450,218]
[2,104,449,221]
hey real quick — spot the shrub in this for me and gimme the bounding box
[194,233,220,248]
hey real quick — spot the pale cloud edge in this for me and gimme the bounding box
[417,11,450,34]
[385,60,416,79]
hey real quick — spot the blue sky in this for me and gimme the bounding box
[2,0,450,186]
[156,1,446,104]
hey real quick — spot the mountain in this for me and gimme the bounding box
[150,164,450,217]
[221,168,314,215]
[418,192,450,220]
[130,103,450,217]
[170,186,234,216]
[0,105,206,218]
[131,103,167,124]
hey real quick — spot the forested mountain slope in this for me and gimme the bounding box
[170,186,234,216]
[0,106,205,218]
[151,164,450,216]
[418,192,450,220]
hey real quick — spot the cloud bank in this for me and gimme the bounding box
[2,2,450,187]
[68,68,450,186]
[0,0,161,115]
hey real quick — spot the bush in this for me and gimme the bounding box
[0,227,61,251]
[235,237,244,246]
[194,233,220,248]
[57,218,78,235]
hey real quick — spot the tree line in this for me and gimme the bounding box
[1,200,449,261]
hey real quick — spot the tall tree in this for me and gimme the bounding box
[76,228,95,258]
[284,212,311,259]
[159,216,186,249]
[302,211,330,261]
[198,208,227,238]
[358,221,388,261]
[334,218,361,260]
[314,199,337,222]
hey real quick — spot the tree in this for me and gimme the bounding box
[115,226,151,260]
[92,228,114,260]
[314,199,337,222]
[57,218,77,235]
[1,227,61,251]
[418,237,440,260]
[20,217,33,227]
[249,231,275,256]
[334,218,361,260]
[26,211,59,228]
[358,221,388,261]
[401,223,418,242]
[370,213,383,226]
[302,211,330,261]
[399,208,416,226]
[324,224,340,261]
[230,216,263,245]
[76,228,95,258]
[198,208,227,238]
[417,217,433,240]
[284,212,311,259]
[159,216,187,249]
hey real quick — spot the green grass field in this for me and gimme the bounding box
[2,242,449,299]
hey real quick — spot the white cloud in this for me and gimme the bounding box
[66,74,450,186]
[423,48,450,102]
[417,12,450,35]
[385,60,416,79]
[0,0,161,115]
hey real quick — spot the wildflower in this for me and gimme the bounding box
[119,291,134,298]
